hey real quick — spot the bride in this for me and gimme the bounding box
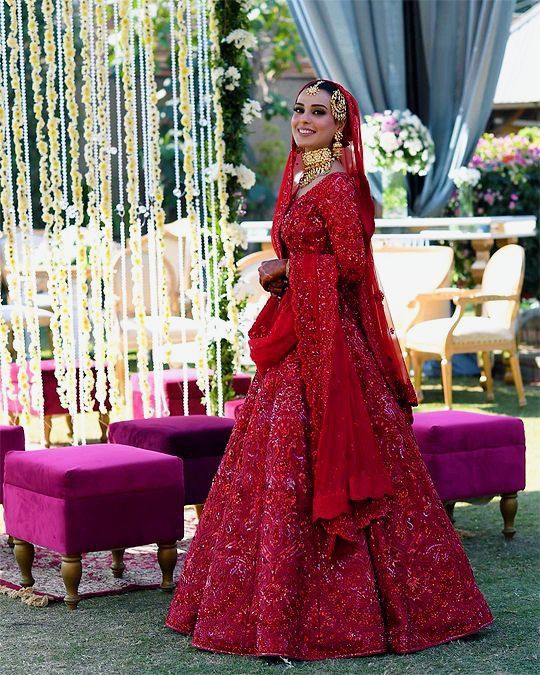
[166,79,493,661]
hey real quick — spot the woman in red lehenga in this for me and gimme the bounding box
[166,80,493,661]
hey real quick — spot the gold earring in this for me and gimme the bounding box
[332,129,343,159]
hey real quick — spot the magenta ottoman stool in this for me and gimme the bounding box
[108,415,234,514]
[413,410,526,537]
[3,444,184,608]
[130,369,251,418]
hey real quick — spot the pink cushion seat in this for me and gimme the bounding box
[224,398,245,420]
[8,361,110,416]
[0,425,25,503]
[108,415,234,505]
[3,444,184,555]
[412,410,526,501]
[130,369,251,418]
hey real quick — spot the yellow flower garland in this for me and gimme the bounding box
[177,0,210,401]
[4,0,45,428]
[208,0,241,370]
[119,0,152,417]
[62,0,94,433]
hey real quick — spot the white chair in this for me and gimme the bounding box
[373,245,455,350]
[405,244,526,409]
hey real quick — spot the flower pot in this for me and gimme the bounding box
[459,184,474,217]
[382,170,408,218]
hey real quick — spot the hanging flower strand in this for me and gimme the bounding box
[119,0,152,416]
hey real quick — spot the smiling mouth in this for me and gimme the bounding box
[298,128,316,136]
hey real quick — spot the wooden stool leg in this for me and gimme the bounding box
[111,548,126,578]
[157,542,177,591]
[411,352,424,403]
[13,539,35,587]
[44,415,52,448]
[508,350,526,407]
[500,493,518,539]
[99,413,110,443]
[7,534,15,549]
[441,357,453,409]
[481,351,494,402]
[65,414,74,442]
[61,554,82,609]
[444,501,456,524]
[194,503,204,520]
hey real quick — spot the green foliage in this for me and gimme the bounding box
[247,0,304,119]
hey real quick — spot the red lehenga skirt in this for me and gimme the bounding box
[165,300,493,661]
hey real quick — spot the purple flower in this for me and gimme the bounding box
[509,202,516,210]
[510,193,519,200]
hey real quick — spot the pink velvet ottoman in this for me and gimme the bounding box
[413,410,526,537]
[224,398,245,420]
[130,369,251,418]
[3,444,184,608]
[9,361,110,447]
[108,415,234,514]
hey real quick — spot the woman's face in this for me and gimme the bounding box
[291,87,340,151]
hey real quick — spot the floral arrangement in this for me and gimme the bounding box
[445,127,540,295]
[448,167,481,189]
[361,109,435,175]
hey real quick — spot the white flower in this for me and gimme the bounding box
[234,164,256,190]
[223,222,248,250]
[405,138,423,156]
[380,131,400,153]
[362,145,378,173]
[206,317,235,342]
[224,66,241,91]
[448,167,481,188]
[204,162,236,183]
[223,29,257,52]
[361,124,377,147]
[241,99,262,125]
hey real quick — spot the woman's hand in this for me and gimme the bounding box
[258,259,288,296]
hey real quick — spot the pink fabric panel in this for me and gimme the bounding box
[224,399,245,420]
[4,444,183,499]
[4,483,184,555]
[0,425,25,504]
[130,370,252,418]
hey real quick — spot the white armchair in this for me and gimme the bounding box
[405,244,526,409]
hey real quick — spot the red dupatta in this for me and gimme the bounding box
[249,81,417,554]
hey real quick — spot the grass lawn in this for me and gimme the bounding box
[0,376,538,674]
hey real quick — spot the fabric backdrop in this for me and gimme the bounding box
[287,0,515,216]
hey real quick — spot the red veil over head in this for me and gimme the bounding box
[271,80,417,413]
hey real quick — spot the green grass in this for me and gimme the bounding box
[0,376,538,675]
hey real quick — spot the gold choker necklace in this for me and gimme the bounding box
[299,147,333,188]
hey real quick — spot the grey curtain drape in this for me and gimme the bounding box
[287,0,515,216]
